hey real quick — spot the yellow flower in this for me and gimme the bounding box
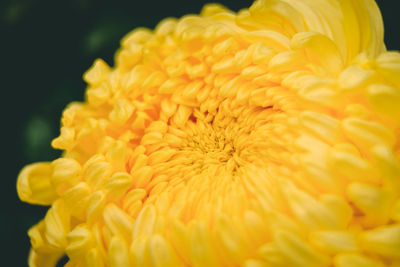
[17,0,400,266]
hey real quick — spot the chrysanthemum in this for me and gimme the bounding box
[17,0,400,266]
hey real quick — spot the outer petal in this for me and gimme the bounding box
[281,0,348,61]
[28,249,62,267]
[338,0,385,61]
[278,0,385,63]
[17,162,57,205]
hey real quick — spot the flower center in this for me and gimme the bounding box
[134,100,293,222]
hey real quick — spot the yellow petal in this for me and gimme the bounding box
[299,111,342,145]
[368,84,400,121]
[17,162,57,205]
[103,172,133,202]
[51,126,75,150]
[62,182,91,219]
[274,230,330,267]
[66,225,94,258]
[109,99,134,125]
[310,231,358,254]
[51,158,81,195]
[371,144,400,193]
[28,249,63,267]
[83,59,110,86]
[43,200,70,250]
[342,118,396,149]
[338,65,374,91]
[86,83,110,107]
[347,182,394,225]
[376,52,400,88]
[257,242,287,266]
[249,0,305,36]
[291,31,343,75]
[334,253,385,267]
[133,204,157,239]
[85,248,105,267]
[338,0,384,61]
[148,234,182,267]
[360,224,400,259]
[190,221,220,267]
[108,236,130,267]
[103,203,134,242]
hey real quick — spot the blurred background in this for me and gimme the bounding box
[1,0,398,265]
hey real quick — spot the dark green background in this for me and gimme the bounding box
[1,0,398,265]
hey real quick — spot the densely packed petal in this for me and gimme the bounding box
[17,0,400,266]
